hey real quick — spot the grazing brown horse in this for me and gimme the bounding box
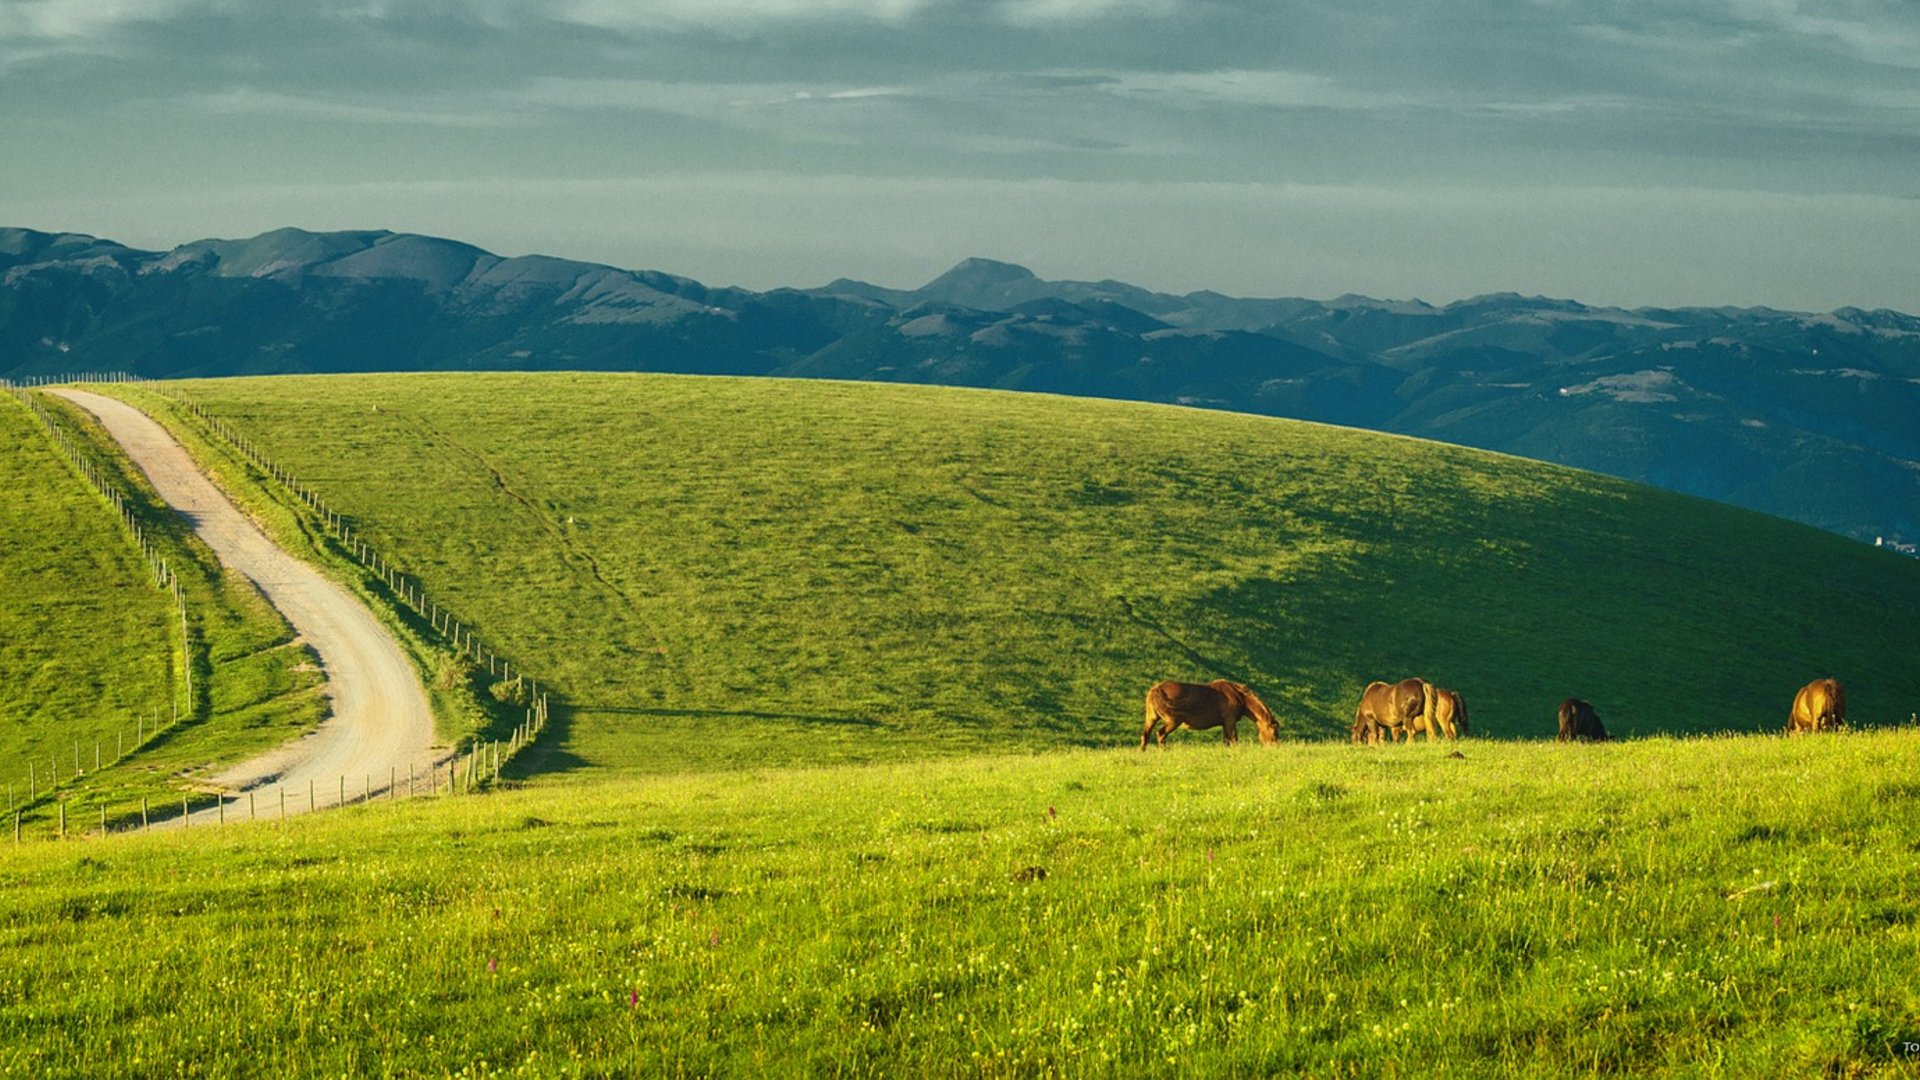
[1557,698,1608,742]
[1788,678,1846,734]
[1141,680,1279,749]
[1353,678,1432,745]
[1352,681,1390,743]
[1404,688,1467,742]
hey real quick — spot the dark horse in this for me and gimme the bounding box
[1557,698,1608,742]
[1141,680,1279,749]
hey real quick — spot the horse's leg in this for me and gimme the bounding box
[1141,704,1157,751]
[1224,716,1238,745]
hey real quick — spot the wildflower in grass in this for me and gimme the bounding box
[1048,806,1056,820]
[628,989,638,1009]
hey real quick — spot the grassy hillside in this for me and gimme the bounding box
[0,392,174,768]
[3,732,1918,1075]
[0,390,326,821]
[108,373,1920,779]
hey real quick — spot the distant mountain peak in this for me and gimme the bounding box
[910,257,1052,311]
[938,256,1037,280]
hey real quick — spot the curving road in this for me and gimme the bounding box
[54,390,443,822]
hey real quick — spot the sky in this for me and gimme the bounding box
[1,0,1916,310]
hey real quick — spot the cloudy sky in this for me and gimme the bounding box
[2,0,1916,309]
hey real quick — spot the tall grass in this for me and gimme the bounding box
[2,731,1916,1075]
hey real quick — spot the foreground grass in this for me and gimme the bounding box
[0,392,324,822]
[2,731,1917,1076]
[102,373,1920,778]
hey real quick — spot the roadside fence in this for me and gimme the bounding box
[154,392,552,777]
[10,759,502,842]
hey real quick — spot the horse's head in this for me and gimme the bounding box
[1233,683,1280,745]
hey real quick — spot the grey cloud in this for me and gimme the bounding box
[3,0,1917,308]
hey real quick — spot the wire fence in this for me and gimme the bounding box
[3,374,197,821]
[8,750,524,840]
[3,373,555,842]
[156,391,552,755]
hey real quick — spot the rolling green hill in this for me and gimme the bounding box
[102,373,1920,779]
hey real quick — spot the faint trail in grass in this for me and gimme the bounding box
[1113,593,1238,683]
[960,470,1240,684]
[390,410,687,694]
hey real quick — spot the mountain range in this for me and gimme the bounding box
[4,225,1917,547]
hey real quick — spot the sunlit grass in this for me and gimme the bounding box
[2,730,1917,1075]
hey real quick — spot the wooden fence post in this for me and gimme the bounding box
[182,795,189,827]
[142,798,148,830]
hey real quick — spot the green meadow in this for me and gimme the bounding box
[2,732,1917,1076]
[100,372,1920,780]
[0,390,326,824]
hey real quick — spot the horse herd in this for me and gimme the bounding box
[1139,675,1849,748]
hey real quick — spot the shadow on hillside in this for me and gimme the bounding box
[502,700,589,780]
[577,704,884,728]
[502,703,886,780]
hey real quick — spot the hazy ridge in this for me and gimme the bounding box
[5,226,1917,545]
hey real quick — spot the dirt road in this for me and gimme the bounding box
[54,390,443,822]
